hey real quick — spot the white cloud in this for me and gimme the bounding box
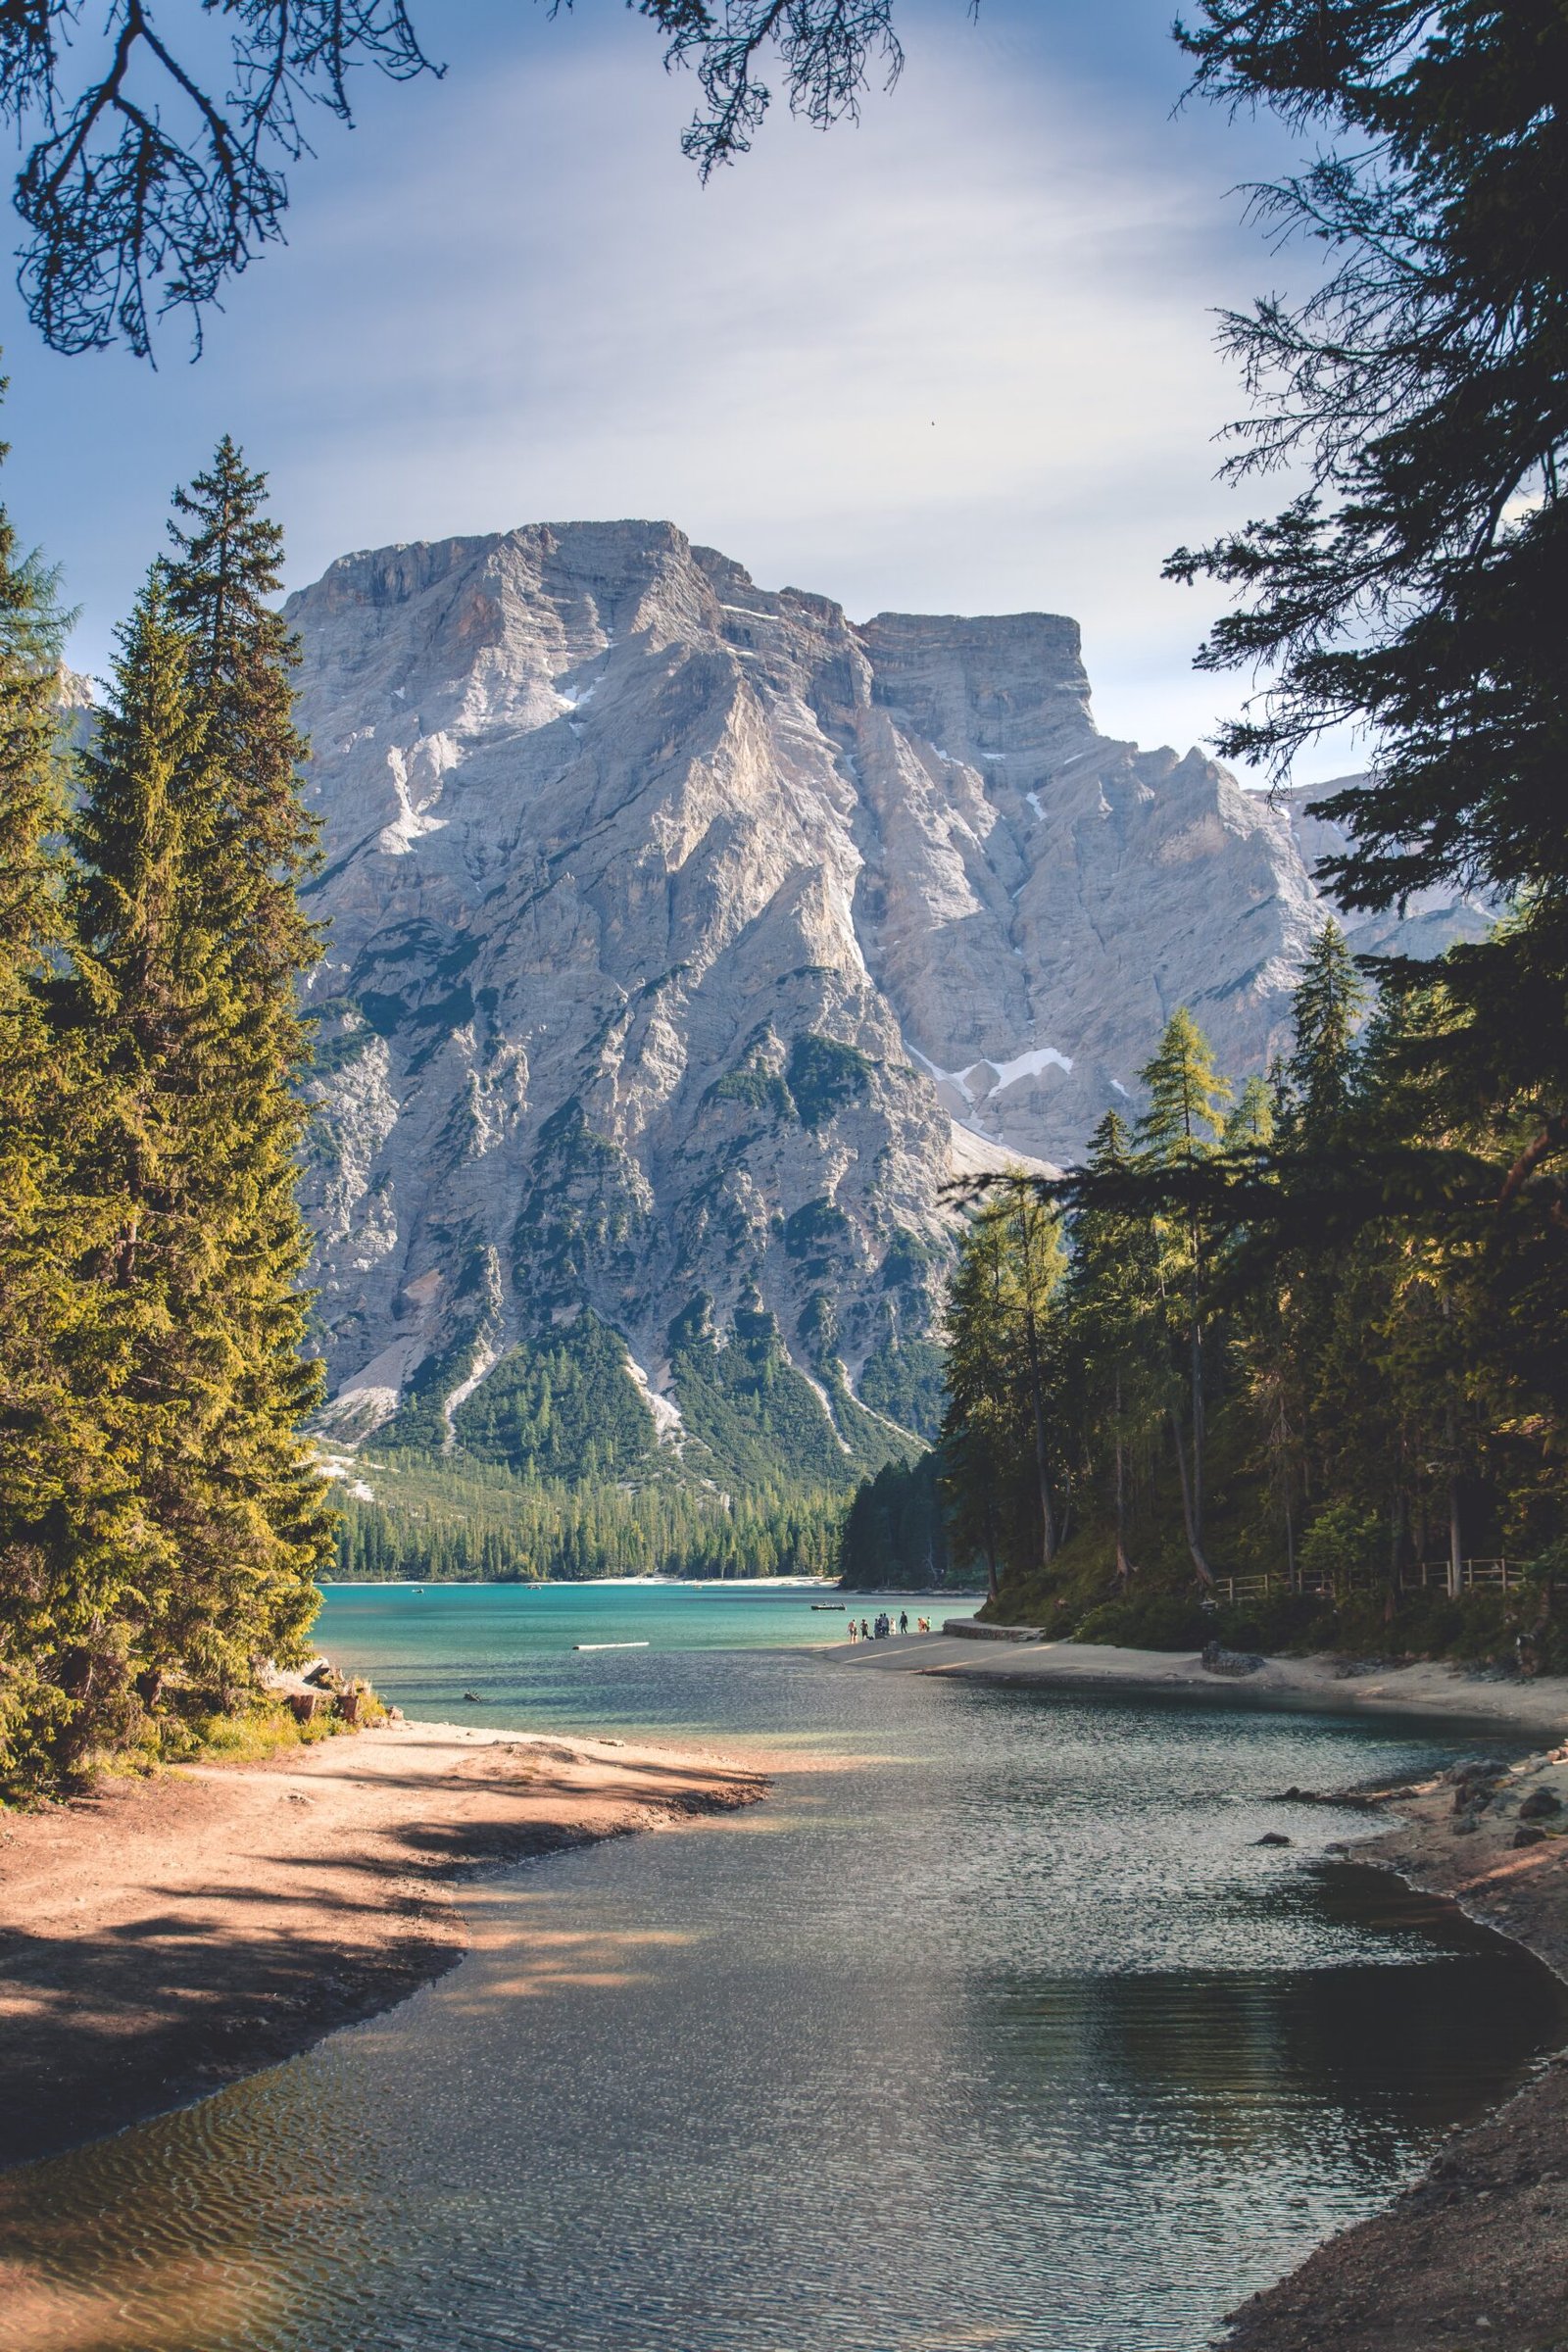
[1,3,1353,774]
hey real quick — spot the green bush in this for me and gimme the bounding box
[1297,1501,1385,1590]
[787,1033,872,1129]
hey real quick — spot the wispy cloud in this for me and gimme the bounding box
[0,1,1356,773]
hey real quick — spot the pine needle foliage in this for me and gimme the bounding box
[0,429,332,1793]
[938,963,1568,1669]
[0,402,140,1785]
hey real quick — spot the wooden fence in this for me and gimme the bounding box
[1213,1557,1516,1605]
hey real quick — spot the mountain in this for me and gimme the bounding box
[287,519,1474,1483]
[1280,780,1496,958]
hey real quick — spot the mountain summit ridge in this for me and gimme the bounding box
[286,519,1481,1476]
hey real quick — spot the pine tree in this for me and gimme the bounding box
[165,436,320,990]
[1284,921,1365,1139]
[1137,1008,1232,1582]
[161,443,334,1687]
[1000,1175,1067,1571]
[0,409,133,1787]
[1067,1110,1164,1588]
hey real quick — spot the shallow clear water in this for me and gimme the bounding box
[311,1578,973,1744]
[3,1586,1562,2352]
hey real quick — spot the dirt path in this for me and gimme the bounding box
[0,1720,767,2173]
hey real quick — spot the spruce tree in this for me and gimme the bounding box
[1137,1008,1232,1582]
[68,564,329,1726]
[1001,1175,1067,1571]
[1068,1110,1164,1588]
[67,577,240,1705]
[164,444,333,1677]
[941,1205,1021,1603]
[1284,921,1365,1139]
[0,409,132,1787]
[165,436,319,988]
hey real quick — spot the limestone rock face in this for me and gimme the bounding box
[286,521,1464,1446]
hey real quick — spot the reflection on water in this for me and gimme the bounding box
[2,1606,1562,2352]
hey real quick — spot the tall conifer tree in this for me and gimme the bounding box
[161,440,333,1687]
[0,399,133,1786]
[1137,1008,1232,1582]
[164,436,318,987]
[1068,1110,1163,1588]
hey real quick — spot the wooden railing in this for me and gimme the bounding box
[1213,1558,1516,1604]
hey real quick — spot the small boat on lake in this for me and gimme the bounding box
[574,1641,651,1651]
[811,1603,846,1611]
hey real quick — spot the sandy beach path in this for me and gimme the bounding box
[0,1721,767,2172]
[837,1630,1568,1735]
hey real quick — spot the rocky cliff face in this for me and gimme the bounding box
[286,520,1464,1470]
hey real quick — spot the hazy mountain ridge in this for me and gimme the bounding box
[283,519,1473,1480]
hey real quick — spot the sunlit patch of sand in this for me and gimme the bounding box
[449,1969,660,2001]
[446,1918,709,1999]
[461,1916,705,1950]
[0,2253,276,2352]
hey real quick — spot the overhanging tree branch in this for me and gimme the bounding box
[2,0,935,357]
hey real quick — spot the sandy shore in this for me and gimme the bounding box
[0,1719,767,2173]
[1224,1753,1568,2352]
[837,1627,1568,1734]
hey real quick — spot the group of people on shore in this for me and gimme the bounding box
[847,1610,930,1642]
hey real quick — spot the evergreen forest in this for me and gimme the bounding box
[4,0,1566,1777]
[871,1,1568,1661]
[0,429,335,1793]
[921,941,1568,1664]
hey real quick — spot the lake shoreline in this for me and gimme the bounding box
[0,1719,768,2176]
[841,1632,1568,2351]
[1223,1751,1568,2351]
[839,1627,1568,1735]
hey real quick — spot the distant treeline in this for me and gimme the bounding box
[836,1452,969,1591]
[334,1457,847,1583]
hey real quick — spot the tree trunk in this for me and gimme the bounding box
[1168,1405,1215,1586]
[1446,1404,1464,1601]
[1190,1312,1205,1551]
[1386,1492,1403,1626]
[1024,1309,1056,1568]
[1113,1374,1135,1588]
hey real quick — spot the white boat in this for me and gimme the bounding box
[573,1640,651,1651]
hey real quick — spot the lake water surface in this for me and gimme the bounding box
[3,1582,1563,2352]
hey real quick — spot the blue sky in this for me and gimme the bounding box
[0,0,1357,775]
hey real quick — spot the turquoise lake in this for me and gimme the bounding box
[1,1581,1562,2352]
